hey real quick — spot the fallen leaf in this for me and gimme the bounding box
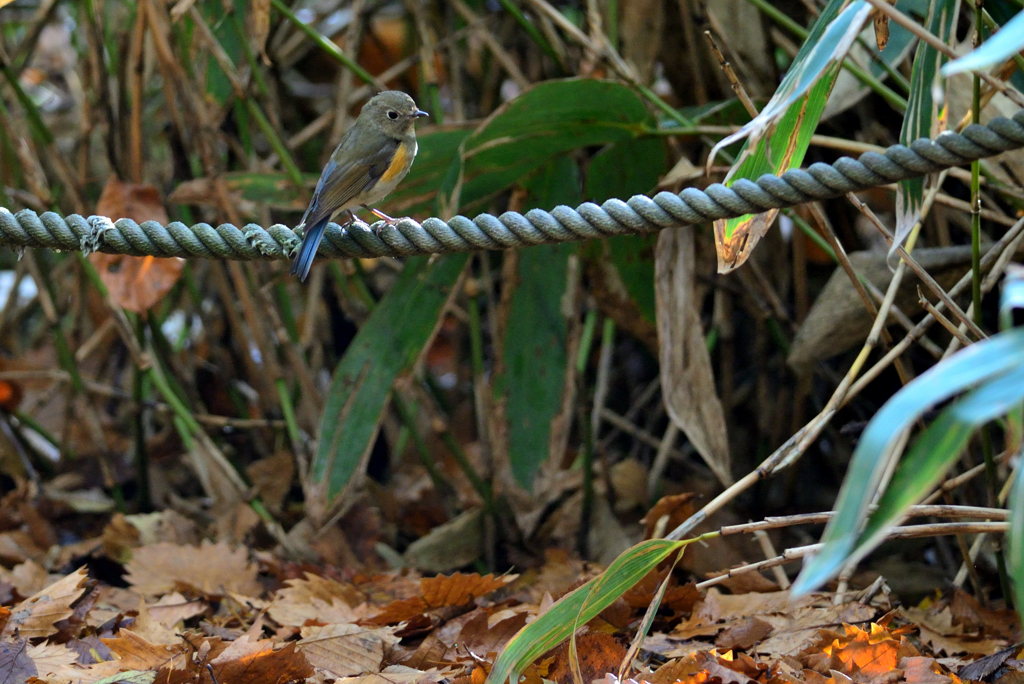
[902,657,956,684]
[102,629,190,671]
[655,226,731,486]
[89,177,183,314]
[269,573,367,627]
[125,541,261,598]
[366,573,514,626]
[298,623,400,676]
[0,640,35,684]
[547,632,628,684]
[0,559,48,598]
[717,617,774,651]
[25,642,79,679]
[209,638,313,684]
[1,566,89,639]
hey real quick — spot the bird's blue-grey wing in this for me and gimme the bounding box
[299,138,401,229]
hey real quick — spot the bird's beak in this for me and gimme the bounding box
[414,109,430,118]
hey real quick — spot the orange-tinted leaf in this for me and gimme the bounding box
[420,573,514,608]
[210,639,313,684]
[822,623,907,680]
[547,633,627,684]
[367,573,514,626]
[89,177,182,313]
[102,629,189,670]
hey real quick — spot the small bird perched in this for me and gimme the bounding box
[291,90,429,281]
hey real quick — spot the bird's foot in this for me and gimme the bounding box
[363,205,399,226]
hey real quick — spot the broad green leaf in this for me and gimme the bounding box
[439,79,654,215]
[713,0,872,273]
[585,136,668,327]
[846,363,1024,572]
[196,0,248,106]
[893,0,957,258]
[792,326,1024,595]
[307,253,470,518]
[499,156,580,489]
[387,125,474,217]
[1001,267,1024,330]
[488,539,685,684]
[942,9,1024,75]
[1011,452,1024,625]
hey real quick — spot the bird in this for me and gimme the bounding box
[290,90,429,281]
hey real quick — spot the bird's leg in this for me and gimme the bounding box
[338,209,356,225]
[363,205,398,225]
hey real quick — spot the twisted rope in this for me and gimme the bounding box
[3,110,1024,261]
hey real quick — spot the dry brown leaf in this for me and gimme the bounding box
[901,657,956,684]
[269,573,367,627]
[655,226,731,486]
[25,642,79,680]
[822,623,905,680]
[250,0,271,61]
[645,649,757,684]
[716,617,774,651]
[367,573,514,626]
[102,629,190,670]
[462,611,529,659]
[750,595,877,658]
[128,597,182,645]
[1,566,89,639]
[209,638,313,684]
[89,177,183,314]
[0,639,35,684]
[125,541,261,598]
[298,623,400,676]
[0,530,47,566]
[950,590,1019,640]
[246,452,295,515]
[547,632,628,684]
[148,592,207,630]
[332,667,457,684]
[0,559,48,598]
[901,605,1007,656]
[642,493,700,541]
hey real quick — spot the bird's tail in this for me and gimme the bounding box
[290,218,328,281]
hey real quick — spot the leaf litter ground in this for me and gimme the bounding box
[1,504,1020,684]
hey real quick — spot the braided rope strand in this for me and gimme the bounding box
[3,110,1023,262]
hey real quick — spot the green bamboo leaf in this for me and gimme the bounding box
[893,0,957,258]
[845,363,1024,570]
[500,156,580,489]
[792,326,1024,595]
[488,539,685,684]
[713,0,872,273]
[439,79,655,215]
[585,137,668,327]
[942,9,1024,76]
[1009,436,1024,624]
[307,253,470,517]
[386,125,474,217]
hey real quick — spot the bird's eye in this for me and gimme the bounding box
[387,110,399,120]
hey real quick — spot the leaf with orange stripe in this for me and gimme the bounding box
[712,0,873,273]
[90,177,184,313]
